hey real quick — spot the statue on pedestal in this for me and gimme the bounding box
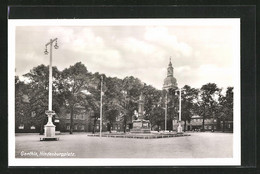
[130,92,151,133]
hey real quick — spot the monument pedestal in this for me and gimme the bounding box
[40,124,59,141]
[44,124,56,137]
[40,111,59,141]
[130,119,151,133]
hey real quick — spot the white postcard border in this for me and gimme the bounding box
[8,19,241,166]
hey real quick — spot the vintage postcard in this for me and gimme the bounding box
[8,19,240,166]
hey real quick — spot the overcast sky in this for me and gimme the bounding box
[15,22,237,90]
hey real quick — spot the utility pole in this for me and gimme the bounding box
[100,75,103,137]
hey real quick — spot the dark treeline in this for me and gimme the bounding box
[15,62,233,134]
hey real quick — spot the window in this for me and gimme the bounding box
[228,124,231,128]
[214,126,216,130]
[19,124,24,129]
[74,124,78,130]
[208,126,212,129]
[30,125,35,129]
[66,124,70,130]
[31,111,36,117]
[204,126,207,129]
[81,125,85,130]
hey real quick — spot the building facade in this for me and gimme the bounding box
[172,115,233,132]
[15,95,133,133]
[58,105,92,132]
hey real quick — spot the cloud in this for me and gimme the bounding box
[175,65,191,74]
[122,37,156,55]
[197,64,233,87]
[15,24,235,90]
[144,26,193,57]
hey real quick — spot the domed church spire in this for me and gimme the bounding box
[167,57,174,77]
[169,56,172,66]
[163,57,178,90]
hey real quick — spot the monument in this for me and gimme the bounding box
[130,92,151,133]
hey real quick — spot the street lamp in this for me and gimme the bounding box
[41,38,59,141]
[176,87,185,134]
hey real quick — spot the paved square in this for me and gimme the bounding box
[15,132,232,158]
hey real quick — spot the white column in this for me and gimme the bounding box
[48,40,53,111]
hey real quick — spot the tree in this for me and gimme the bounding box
[217,87,233,132]
[60,62,90,134]
[142,85,162,121]
[178,85,199,131]
[15,76,31,131]
[84,72,104,133]
[150,105,164,131]
[120,91,131,133]
[225,87,233,121]
[199,83,220,131]
[102,76,123,130]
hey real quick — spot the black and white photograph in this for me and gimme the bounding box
[8,19,240,166]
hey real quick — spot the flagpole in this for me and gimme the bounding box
[100,75,103,137]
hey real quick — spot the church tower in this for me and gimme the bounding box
[163,57,178,90]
